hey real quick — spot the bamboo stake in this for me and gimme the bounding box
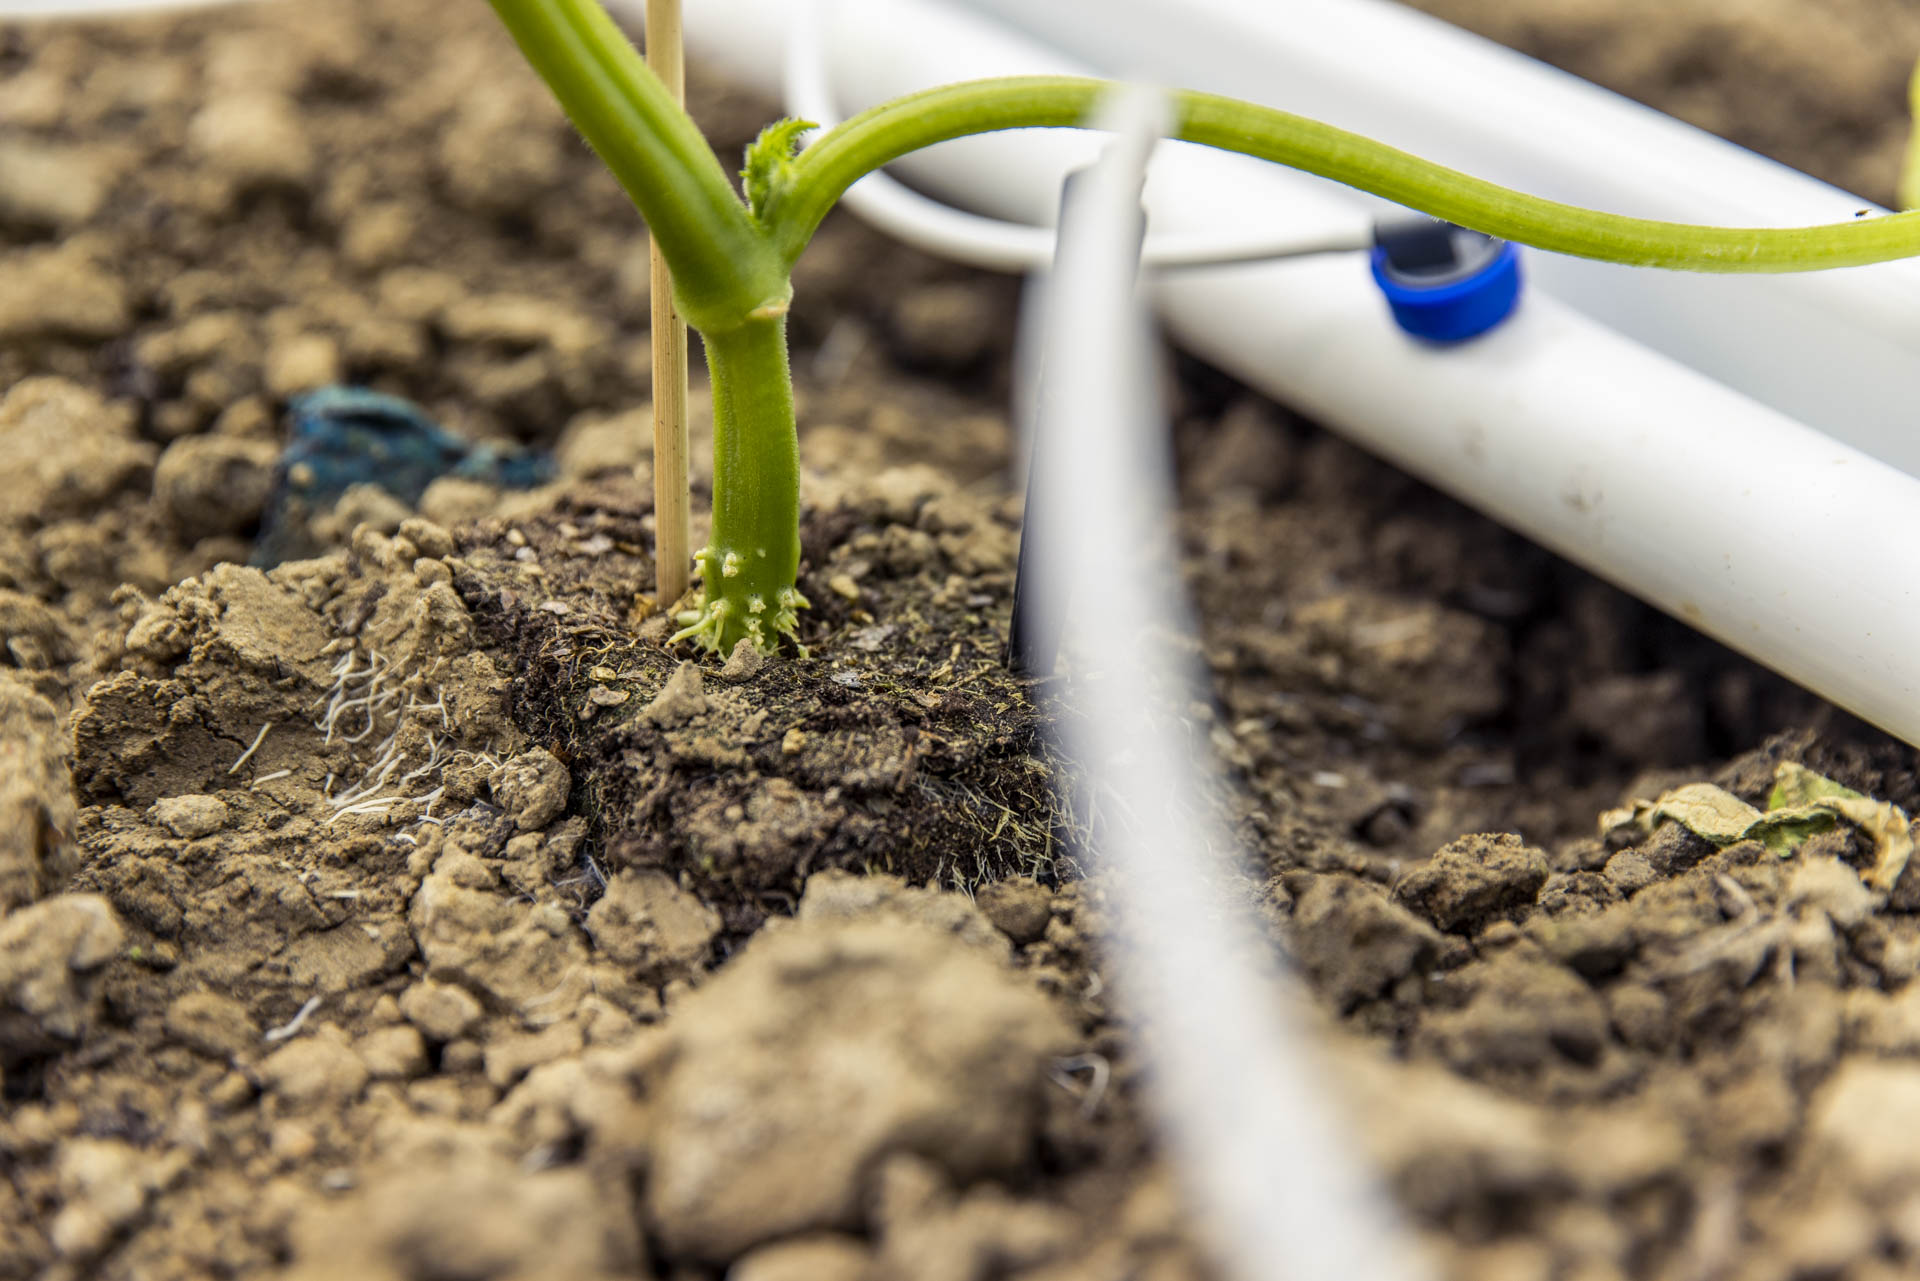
[647,0,691,608]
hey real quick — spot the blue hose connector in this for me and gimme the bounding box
[1370,220,1521,343]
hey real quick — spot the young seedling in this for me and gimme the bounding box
[487,0,1920,656]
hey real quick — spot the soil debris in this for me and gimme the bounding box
[0,673,78,911]
[1394,832,1550,934]
[458,468,1078,914]
[976,876,1054,946]
[0,894,123,1065]
[278,1124,645,1281]
[584,869,720,981]
[0,378,153,526]
[1288,875,1447,1012]
[488,746,569,831]
[396,978,482,1045]
[148,794,228,841]
[640,913,1073,1261]
[8,1,1920,1278]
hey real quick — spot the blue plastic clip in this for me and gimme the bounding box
[1370,219,1521,343]
[251,386,554,566]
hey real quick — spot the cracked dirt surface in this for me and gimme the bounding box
[6,2,1920,1280]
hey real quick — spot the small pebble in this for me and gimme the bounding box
[269,1121,316,1162]
[489,748,570,831]
[977,878,1053,945]
[642,662,708,727]
[441,1039,485,1074]
[1603,850,1659,896]
[720,637,764,682]
[399,980,483,1042]
[396,516,455,560]
[208,1072,255,1113]
[151,794,229,840]
[356,1024,428,1081]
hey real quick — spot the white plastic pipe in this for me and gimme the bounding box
[1032,85,1427,1281]
[781,0,1371,273]
[653,0,1920,750]
[965,0,1920,477]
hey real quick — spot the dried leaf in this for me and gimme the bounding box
[1598,763,1912,891]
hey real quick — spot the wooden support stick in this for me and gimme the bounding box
[648,0,692,608]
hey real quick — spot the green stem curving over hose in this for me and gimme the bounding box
[489,0,1920,655]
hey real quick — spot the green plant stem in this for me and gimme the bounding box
[770,76,1920,273]
[486,0,787,332]
[671,318,807,654]
[491,0,805,653]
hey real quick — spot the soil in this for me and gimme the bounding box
[2,2,1919,1280]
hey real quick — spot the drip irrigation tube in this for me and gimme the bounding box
[780,0,1373,273]
[1025,83,1431,1281]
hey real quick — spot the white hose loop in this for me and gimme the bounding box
[1030,82,1432,1281]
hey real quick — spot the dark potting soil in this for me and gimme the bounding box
[3,1,1920,1279]
[456,482,1077,929]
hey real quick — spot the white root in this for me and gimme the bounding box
[228,721,274,774]
[262,995,322,1043]
[313,645,466,835]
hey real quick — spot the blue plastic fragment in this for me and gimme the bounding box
[1369,220,1521,343]
[251,386,554,566]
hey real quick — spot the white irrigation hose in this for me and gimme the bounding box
[0,0,238,12]
[1034,84,1429,1281]
[778,0,1372,272]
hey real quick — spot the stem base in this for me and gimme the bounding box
[671,546,810,655]
[669,317,805,654]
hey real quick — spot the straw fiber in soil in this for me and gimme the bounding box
[0,1,1916,1279]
